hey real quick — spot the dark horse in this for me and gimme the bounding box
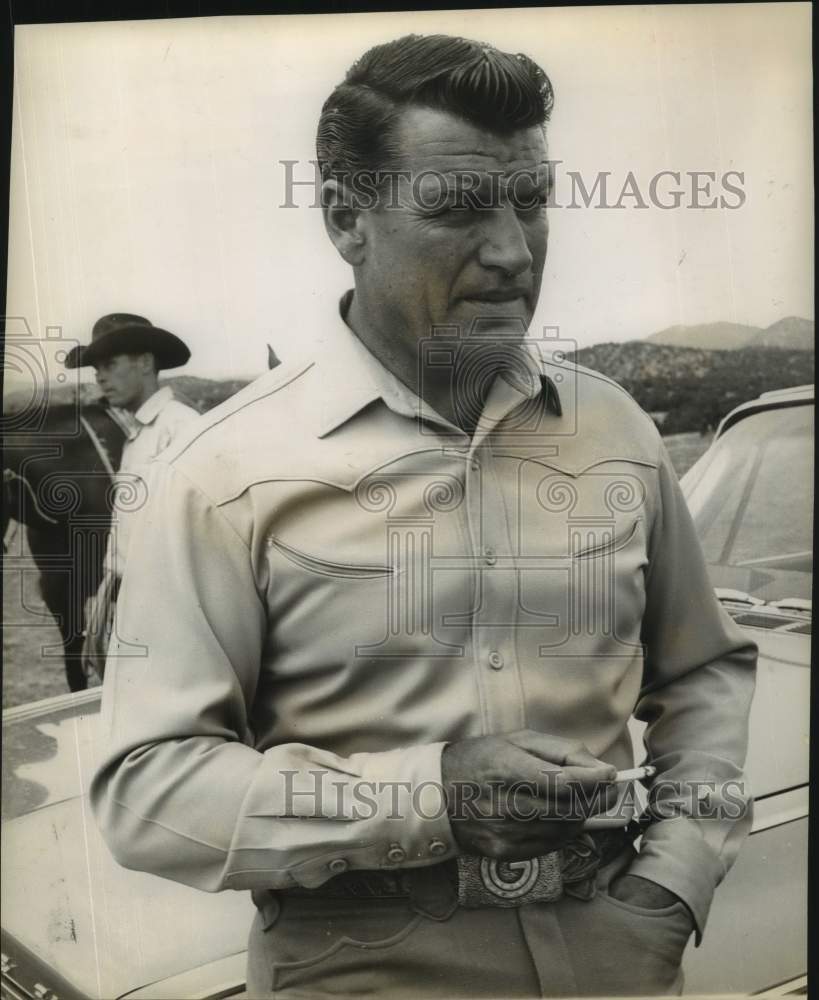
[4,354,275,694]
[3,400,127,692]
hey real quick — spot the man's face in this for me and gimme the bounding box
[94,353,151,410]
[357,106,550,350]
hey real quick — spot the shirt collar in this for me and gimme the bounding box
[315,293,453,438]
[134,385,175,427]
[316,292,562,438]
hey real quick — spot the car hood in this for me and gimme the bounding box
[741,626,810,800]
[1,692,253,999]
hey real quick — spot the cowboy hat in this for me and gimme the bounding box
[64,314,191,370]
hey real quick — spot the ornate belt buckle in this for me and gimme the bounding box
[455,834,605,908]
[456,851,563,908]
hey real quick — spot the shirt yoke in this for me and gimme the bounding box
[154,359,324,502]
[537,356,662,472]
[156,352,663,507]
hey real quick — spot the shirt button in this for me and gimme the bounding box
[429,839,448,857]
[328,858,349,874]
[484,546,497,566]
[386,844,406,864]
[488,650,504,670]
[470,459,480,472]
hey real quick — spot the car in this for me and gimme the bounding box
[673,383,812,996]
[1,386,812,999]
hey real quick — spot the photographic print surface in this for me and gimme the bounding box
[2,6,813,1000]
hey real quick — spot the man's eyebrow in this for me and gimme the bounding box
[406,163,552,210]
[437,163,552,184]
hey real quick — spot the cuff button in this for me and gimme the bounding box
[328,858,349,874]
[429,839,448,857]
[387,844,407,863]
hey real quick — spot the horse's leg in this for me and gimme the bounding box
[37,564,88,692]
[28,526,91,693]
[63,635,88,692]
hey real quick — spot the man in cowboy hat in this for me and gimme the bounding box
[67,313,199,677]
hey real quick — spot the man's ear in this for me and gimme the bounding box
[321,179,367,266]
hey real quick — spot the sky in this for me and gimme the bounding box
[5,3,814,386]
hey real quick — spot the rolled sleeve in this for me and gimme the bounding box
[91,460,456,893]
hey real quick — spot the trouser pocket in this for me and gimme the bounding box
[247,893,424,998]
[552,849,693,996]
[590,892,690,995]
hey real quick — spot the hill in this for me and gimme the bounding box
[646,321,761,351]
[572,341,814,433]
[752,316,815,351]
[646,316,813,352]
[163,374,252,412]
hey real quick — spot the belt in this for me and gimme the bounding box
[255,826,636,914]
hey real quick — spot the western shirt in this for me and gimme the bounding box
[91,304,757,944]
[105,385,200,575]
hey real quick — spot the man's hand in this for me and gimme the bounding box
[441,730,618,860]
[608,875,680,909]
[609,875,696,934]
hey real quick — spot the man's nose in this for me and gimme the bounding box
[477,205,534,277]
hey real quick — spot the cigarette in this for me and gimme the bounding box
[613,765,656,782]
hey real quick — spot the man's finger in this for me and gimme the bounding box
[508,731,615,776]
[505,788,603,823]
[487,742,615,805]
[556,763,618,787]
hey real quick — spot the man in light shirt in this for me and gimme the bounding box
[92,37,757,997]
[64,313,199,678]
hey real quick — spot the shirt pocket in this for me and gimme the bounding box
[571,517,641,560]
[517,466,652,651]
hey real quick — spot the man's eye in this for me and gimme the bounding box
[455,191,485,211]
[513,194,549,213]
[423,200,476,219]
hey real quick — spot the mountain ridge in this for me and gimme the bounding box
[644,315,813,351]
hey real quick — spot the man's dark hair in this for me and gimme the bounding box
[316,34,554,184]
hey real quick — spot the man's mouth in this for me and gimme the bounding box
[463,289,529,304]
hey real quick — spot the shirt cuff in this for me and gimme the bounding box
[360,740,457,869]
[229,740,458,890]
[627,818,725,946]
[286,740,456,887]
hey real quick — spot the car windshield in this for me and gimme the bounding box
[684,403,814,603]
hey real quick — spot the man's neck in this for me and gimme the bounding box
[124,379,161,415]
[345,292,482,433]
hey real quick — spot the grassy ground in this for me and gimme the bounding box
[2,432,712,711]
[664,430,714,479]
